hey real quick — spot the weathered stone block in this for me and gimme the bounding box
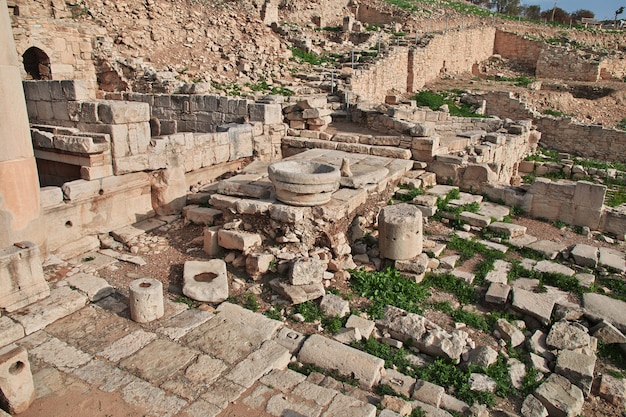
[0,344,34,414]
[0,242,50,312]
[97,101,150,124]
[218,230,262,253]
[183,260,229,303]
[249,103,283,124]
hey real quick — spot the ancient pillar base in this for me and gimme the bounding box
[0,344,35,414]
[378,203,423,260]
[0,242,50,312]
[129,278,164,323]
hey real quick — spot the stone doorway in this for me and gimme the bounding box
[22,47,51,80]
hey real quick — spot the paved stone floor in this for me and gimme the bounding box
[6,286,383,417]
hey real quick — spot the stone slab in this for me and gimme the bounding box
[321,392,376,417]
[121,379,187,417]
[259,369,307,393]
[120,338,198,383]
[30,337,91,372]
[73,359,138,392]
[534,373,584,417]
[183,205,223,225]
[527,240,567,260]
[598,247,625,273]
[583,293,626,334]
[292,380,338,406]
[225,340,290,388]
[485,283,511,305]
[98,249,147,266]
[100,329,157,362]
[65,273,114,302]
[512,287,556,326]
[485,260,511,284]
[0,316,24,349]
[508,234,538,248]
[569,244,598,268]
[201,379,247,409]
[533,260,575,277]
[183,302,283,364]
[183,260,229,303]
[156,308,214,341]
[298,334,384,389]
[11,286,87,335]
[488,222,526,238]
[477,202,510,221]
[266,392,323,417]
[111,218,166,244]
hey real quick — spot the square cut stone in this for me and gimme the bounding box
[488,222,526,238]
[120,339,198,384]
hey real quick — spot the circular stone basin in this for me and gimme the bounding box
[268,160,340,206]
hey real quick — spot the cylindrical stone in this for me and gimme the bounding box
[129,278,164,323]
[378,203,423,260]
[0,344,35,414]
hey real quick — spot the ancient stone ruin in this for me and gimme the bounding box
[2,0,626,416]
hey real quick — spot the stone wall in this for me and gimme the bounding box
[10,5,102,92]
[348,26,496,103]
[484,178,607,230]
[479,91,626,163]
[535,46,600,81]
[599,57,626,81]
[493,30,541,71]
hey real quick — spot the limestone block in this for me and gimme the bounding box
[0,243,50,312]
[151,164,187,216]
[378,204,423,260]
[269,279,325,305]
[219,124,253,161]
[494,319,524,347]
[218,229,262,253]
[485,283,511,305]
[61,179,101,201]
[598,374,626,408]
[297,97,327,110]
[183,205,222,225]
[302,108,332,119]
[129,278,164,323]
[412,379,444,407]
[533,260,575,277]
[0,344,34,414]
[298,334,384,389]
[546,321,591,351]
[0,317,24,349]
[245,253,274,279]
[345,315,375,339]
[488,222,526,238]
[249,104,283,124]
[569,244,598,268]
[31,129,54,148]
[598,247,625,273]
[534,374,584,417]
[320,293,349,318]
[183,260,228,303]
[65,273,114,302]
[555,349,595,396]
[521,394,548,417]
[97,101,150,124]
[289,258,326,285]
[590,320,626,345]
[39,186,63,208]
[459,211,491,228]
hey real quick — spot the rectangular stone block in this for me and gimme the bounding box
[0,243,50,312]
[298,334,384,389]
[249,103,283,124]
[218,229,262,253]
[97,101,150,124]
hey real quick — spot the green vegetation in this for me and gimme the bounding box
[263,306,282,321]
[211,81,242,96]
[288,362,360,386]
[81,256,95,262]
[245,78,294,96]
[291,301,345,334]
[445,234,505,285]
[598,341,626,371]
[395,185,425,202]
[412,90,483,118]
[488,75,536,87]
[350,267,429,318]
[243,293,260,312]
[617,118,626,131]
[289,47,335,66]
[432,301,489,331]
[422,272,478,304]
[542,109,572,117]
[174,295,200,309]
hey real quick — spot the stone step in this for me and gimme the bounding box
[282,136,412,159]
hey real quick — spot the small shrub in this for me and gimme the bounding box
[293,301,323,322]
[264,307,282,321]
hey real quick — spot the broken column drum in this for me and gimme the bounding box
[378,203,423,260]
[268,160,340,206]
[129,278,164,323]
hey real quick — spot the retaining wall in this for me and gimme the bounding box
[493,30,541,71]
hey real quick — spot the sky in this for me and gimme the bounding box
[525,0,626,21]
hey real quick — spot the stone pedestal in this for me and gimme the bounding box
[0,242,50,312]
[129,278,164,323]
[0,344,35,414]
[378,204,423,260]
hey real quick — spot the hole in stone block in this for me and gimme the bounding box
[194,272,218,283]
[65,221,73,228]
[139,282,152,288]
[98,189,104,195]
[9,361,24,375]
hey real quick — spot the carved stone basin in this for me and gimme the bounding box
[268,160,340,206]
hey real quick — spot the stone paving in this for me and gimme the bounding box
[3,273,391,417]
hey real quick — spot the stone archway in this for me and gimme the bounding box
[22,47,51,80]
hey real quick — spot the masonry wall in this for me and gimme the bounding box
[11,14,101,92]
[536,46,600,81]
[349,26,496,103]
[493,30,541,71]
[480,91,626,163]
[599,57,626,81]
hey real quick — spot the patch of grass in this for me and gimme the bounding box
[395,186,425,202]
[242,293,259,312]
[542,109,572,117]
[81,256,95,262]
[521,366,542,396]
[422,272,478,305]
[524,149,560,163]
[488,75,536,87]
[293,300,324,322]
[410,407,427,417]
[289,47,335,66]
[596,277,626,302]
[174,295,200,309]
[264,307,282,321]
[350,267,430,319]
[433,301,489,331]
[551,220,567,229]
[412,90,483,118]
[322,315,344,335]
[598,341,626,371]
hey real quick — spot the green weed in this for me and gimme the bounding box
[174,295,200,309]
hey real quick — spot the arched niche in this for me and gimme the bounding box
[22,47,51,80]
